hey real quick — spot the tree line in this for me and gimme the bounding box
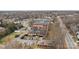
[0,22,23,39]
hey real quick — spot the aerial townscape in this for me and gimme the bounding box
[0,11,79,49]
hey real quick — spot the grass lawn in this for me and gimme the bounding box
[0,32,22,44]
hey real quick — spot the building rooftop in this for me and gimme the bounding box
[0,27,5,32]
[33,19,49,25]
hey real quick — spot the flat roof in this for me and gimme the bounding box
[33,19,49,25]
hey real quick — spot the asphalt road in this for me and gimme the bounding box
[57,16,76,49]
[65,32,75,48]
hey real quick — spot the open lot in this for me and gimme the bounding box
[0,32,22,45]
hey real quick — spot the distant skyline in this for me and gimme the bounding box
[0,11,79,15]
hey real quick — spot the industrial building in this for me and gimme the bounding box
[30,19,50,37]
